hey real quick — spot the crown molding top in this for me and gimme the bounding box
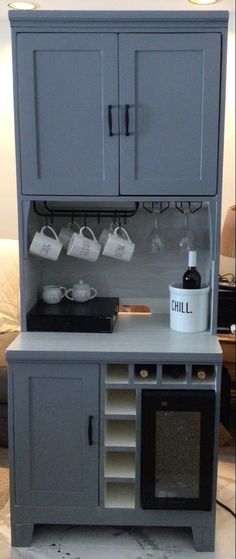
[9,10,229,30]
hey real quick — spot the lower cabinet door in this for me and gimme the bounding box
[12,361,99,507]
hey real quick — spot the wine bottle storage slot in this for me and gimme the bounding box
[105,420,136,448]
[134,363,157,383]
[104,452,135,480]
[105,483,135,509]
[105,363,216,388]
[191,365,215,384]
[105,390,136,416]
[162,364,186,384]
[105,364,129,384]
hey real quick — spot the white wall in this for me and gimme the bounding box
[0,12,235,245]
[0,22,18,239]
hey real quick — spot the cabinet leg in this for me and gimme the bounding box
[192,525,215,551]
[11,523,34,547]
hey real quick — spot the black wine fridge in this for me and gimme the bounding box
[141,390,215,511]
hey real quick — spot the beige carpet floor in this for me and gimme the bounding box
[0,447,9,510]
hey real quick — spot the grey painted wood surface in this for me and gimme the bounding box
[6,315,222,363]
[13,362,99,507]
[119,33,221,196]
[12,18,224,197]
[9,10,229,27]
[7,357,221,549]
[17,33,119,196]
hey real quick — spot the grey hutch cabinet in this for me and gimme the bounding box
[14,15,222,197]
[7,10,228,552]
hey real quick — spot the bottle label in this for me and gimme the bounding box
[171,300,193,314]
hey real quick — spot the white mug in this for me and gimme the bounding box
[29,226,62,261]
[102,226,135,261]
[66,280,97,303]
[59,221,80,249]
[42,285,66,304]
[67,226,101,262]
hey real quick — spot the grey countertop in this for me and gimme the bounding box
[6,314,222,363]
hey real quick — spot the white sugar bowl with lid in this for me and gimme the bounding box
[65,280,97,303]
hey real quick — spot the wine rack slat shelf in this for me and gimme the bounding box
[105,483,135,509]
[105,420,136,448]
[104,452,135,479]
[104,363,216,386]
[103,365,137,509]
[105,364,129,384]
[105,389,136,415]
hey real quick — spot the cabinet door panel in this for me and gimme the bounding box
[13,362,99,506]
[119,34,221,196]
[17,33,118,196]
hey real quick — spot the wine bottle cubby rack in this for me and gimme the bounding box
[102,361,217,509]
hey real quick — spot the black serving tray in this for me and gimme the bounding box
[27,297,119,333]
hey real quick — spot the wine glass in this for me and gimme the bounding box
[147,209,164,253]
[179,209,194,253]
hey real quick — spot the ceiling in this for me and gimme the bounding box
[0,0,235,22]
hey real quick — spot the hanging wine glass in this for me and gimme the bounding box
[147,208,164,253]
[179,208,195,253]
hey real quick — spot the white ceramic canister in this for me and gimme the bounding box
[65,280,97,303]
[169,283,210,333]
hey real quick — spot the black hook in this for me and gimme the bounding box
[190,202,203,214]
[160,202,170,214]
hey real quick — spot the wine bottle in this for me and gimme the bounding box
[182,251,201,289]
[197,369,207,380]
[140,369,149,379]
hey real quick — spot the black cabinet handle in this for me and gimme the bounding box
[88,415,93,445]
[125,104,130,136]
[108,105,113,137]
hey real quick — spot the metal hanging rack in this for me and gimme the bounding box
[143,202,170,214]
[33,201,139,226]
[143,201,203,215]
[175,201,203,214]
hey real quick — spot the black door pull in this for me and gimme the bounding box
[125,104,130,136]
[88,415,93,445]
[108,105,113,137]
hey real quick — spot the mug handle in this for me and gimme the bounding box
[68,221,80,232]
[89,288,97,300]
[60,287,67,298]
[80,226,96,241]
[41,225,59,241]
[65,288,73,301]
[114,226,131,242]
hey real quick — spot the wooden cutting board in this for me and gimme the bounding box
[118,305,151,314]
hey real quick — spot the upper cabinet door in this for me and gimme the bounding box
[17,33,119,196]
[119,34,221,196]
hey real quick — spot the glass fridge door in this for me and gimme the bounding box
[141,389,215,510]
